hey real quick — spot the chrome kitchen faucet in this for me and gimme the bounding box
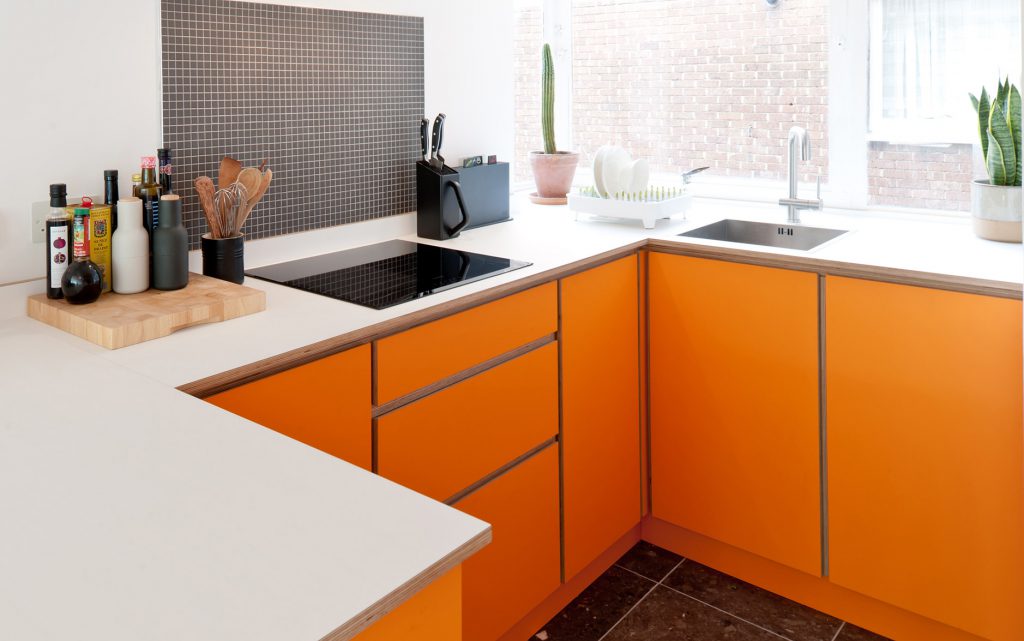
[779,126,823,224]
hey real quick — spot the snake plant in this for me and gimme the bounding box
[971,78,1022,186]
[542,43,556,154]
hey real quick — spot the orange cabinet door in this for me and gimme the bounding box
[206,345,372,470]
[376,283,557,404]
[826,276,1024,641]
[560,255,642,581]
[377,343,558,502]
[354,566,462,641]
[649,253,821,576]
[453,445,561,641]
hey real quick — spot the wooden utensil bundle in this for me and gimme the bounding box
[195,156,272,239]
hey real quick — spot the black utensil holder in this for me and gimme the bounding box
[202,233,245,284]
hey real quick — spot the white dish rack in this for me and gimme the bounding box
[568,188,692,229]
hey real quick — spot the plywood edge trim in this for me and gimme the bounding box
[645,240,1023,299]
[319,526,492,641]
[180,243,645,398]
[372,333,557,418]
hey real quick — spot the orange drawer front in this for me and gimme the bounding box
[375,283,557,404]
[377,343,558,502]
[206,345,372,469]
[454,445,561,641]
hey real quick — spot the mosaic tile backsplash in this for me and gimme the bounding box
[161,0,424,248]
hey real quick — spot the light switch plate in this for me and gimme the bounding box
[31,201,48,243]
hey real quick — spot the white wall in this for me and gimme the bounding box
[0,0,513,287]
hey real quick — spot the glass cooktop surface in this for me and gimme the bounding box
[245,240,531,310]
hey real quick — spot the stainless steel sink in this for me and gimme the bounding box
[678,219,847,251]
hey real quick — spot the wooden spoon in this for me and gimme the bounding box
[218,156,242,191]
[233,168,272,236]
[235,167,262,201]
[193,176,222,239]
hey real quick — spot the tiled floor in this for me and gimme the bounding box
[533,542,892,641]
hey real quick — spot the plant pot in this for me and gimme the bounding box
[970,180,1022,243]
[201,233,245,284]
[530,151,579,202]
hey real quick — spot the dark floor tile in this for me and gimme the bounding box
[533,565,656,641]
[614,541,684,582]
[663,561,841,641]
[835,623,892,641]
[603,585,781,640]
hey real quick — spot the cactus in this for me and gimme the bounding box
[542,43,557,154]
[971,77,1022,186]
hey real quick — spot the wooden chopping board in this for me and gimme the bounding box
[27,273,266,350]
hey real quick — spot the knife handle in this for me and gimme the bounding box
[431,113,446,161]
[420,118,430,160]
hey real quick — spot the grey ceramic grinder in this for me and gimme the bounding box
[152,194,189,290]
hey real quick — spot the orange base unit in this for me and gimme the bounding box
[206,345,372,469]
[454,445,561,641]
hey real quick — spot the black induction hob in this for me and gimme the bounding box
[245,240,531,310]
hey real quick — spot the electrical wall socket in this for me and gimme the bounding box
[31,201,49,244]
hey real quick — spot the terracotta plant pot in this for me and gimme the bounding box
[970,180,1022,243]
[530,151,579,201]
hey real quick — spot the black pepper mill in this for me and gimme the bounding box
[152,194,188,290]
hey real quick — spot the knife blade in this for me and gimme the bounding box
[431,113,446,168]
[420,117,430,161]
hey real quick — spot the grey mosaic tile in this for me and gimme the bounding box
[160,0,424,248]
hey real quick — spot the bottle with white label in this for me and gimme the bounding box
[45,183,70,299]
[111,197,149,294]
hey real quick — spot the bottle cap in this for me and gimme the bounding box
[158,147,171,158]
[141,156,157,169]
[104,169,118,179]
[160,193,180,201]
[49,183,67,198]
[131,173,142,182]
[73,207,90,218]
[81,196,94,208]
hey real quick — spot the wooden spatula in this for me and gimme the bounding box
[233,168,272,236]
[218,156,242,191]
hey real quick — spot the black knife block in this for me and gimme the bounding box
[417,161,510,241]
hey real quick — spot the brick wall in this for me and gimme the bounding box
[867,143,973,212]
[570,0,829,185]
[514,4,543,183]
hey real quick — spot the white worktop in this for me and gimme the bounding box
[0,194,1020,641]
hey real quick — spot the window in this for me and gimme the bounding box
[868,0,1021,144]
[513,0,1023,213]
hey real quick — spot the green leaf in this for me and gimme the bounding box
[1009,84,1022,186]
[997,77,1009,112]
[977,87,991,163]
[988,101,1016,186]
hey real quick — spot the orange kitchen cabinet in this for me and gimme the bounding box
[377,343,558,502]
[206,345,371,470]
[560,256,642,581]
[648,253,821,576]
[354,566,462,641]
[376,283,557,404]
[825,276,1024,641]
[454,445,561,641]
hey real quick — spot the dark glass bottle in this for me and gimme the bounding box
[45,183,70,299]
[61,207,103,304]
[157,147,172,194]
[131,173,142,199]
[152,194,189,291]
[139,156,162,284]
[104,169,119,231]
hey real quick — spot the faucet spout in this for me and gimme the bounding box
[780,126,822,223]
